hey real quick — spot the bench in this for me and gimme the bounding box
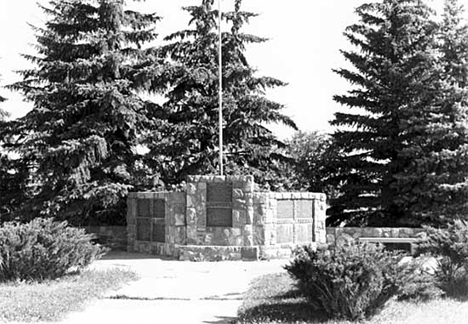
[358,237,419,254]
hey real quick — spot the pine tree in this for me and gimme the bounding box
[329,0,439,226]
[8,0,163,225]
[149,0,296,187]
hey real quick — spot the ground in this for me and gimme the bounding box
[60,251,286,324]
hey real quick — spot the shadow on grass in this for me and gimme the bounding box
[238,300,328,323]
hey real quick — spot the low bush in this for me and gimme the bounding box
[396,257,443,302]
[417,220,468,299]
[0,218,107,282]
[284,242,411,321]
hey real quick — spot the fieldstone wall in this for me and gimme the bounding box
[127,175,327,261]
[85,226,127,250]
[253,192,327,259]
[326,227,426,246]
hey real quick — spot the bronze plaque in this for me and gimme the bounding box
[207,182,232,227]
[153,199,165,219]
[207,208,232,227]
[137,199,151,217]
[277,200,294,219]
[152,220,165,243]
[136,218,151,241]
[207,183,232,203]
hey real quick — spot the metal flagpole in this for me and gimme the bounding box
[218,0,224,176]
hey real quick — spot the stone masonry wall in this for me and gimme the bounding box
[179,175,258,261]
[85,226,127,250]
[253,192,327,259]
[326,227,426,246]
[127,175,327,261]
[127,191,185,257]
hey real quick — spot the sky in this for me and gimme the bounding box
[0,0,458,139]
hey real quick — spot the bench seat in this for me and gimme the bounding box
[358,237,419,254]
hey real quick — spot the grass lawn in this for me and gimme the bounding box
[0,268,138,322]
[236,272,468,324]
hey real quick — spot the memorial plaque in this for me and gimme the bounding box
[137,199,151,217]
[207,183,232,202]
[277,200,294,219]
[136,218,151,241]
[296,200,313,219]
[153,199,165,219]
[152,220,165,243]
[207,208,232,227]
[207,182,233,227]
[276,224,293,244]
[296,224,313,243]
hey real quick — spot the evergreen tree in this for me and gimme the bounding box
[8,0,163,225]
[329,0,439,226]
[408,0,468,224]
[149,0,296,187]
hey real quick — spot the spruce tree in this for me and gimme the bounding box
[408,0,468,224]
[329,0,439,226]
[149,0,296,187]
[8,0,163,225]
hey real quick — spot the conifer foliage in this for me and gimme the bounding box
[330,0,468,227]
[330,0,440,226]
[150,0,296,186]
[421,0,468,224]
[9,0,162,225]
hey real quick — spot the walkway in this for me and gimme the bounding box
[63,252,287,324]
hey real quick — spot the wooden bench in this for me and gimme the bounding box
[358,237,419,254]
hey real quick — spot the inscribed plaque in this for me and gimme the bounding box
[277,200,294,219]
[296,200,313,219]
[207,183,232,202]
[136,218,151,241]
[206,182,233,227]
[276,224,293,244]
[207,208,232,227]
[152,220,165,243]
[137,199,151,217]
[153,199,165,219]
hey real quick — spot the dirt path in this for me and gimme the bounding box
[62,251,287,324]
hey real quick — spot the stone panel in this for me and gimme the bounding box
[276,224,293,244]
[277,200,294,219]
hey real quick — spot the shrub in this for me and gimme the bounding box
[416,220,468,299]
[396,257,443,302]
[284,242,410,321]
[0,218,107,282]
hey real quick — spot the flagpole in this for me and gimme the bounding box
[218,0,224,176]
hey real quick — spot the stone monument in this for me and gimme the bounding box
[127,175,326,261]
